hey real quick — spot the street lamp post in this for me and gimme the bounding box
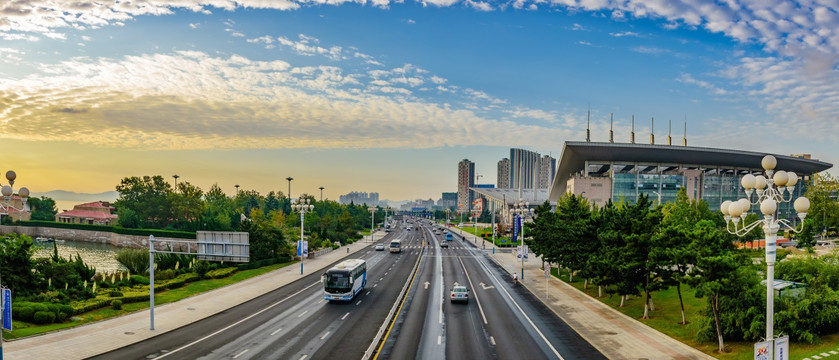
[319,186,325,202]
[234,184,240,196]
[721,155,809,348]
[513,199,534,280]
[0,170,29,360]
[172,174,179,192]
[293,197,315,275]
[368,206,377,243]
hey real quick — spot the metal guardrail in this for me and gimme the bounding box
[309,247,333,259]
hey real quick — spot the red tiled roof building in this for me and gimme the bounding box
[56,201,118,225]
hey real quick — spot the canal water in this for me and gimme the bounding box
[33,240,127,274]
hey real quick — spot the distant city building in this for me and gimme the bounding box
[55,201,117,225]
[437,192,457,210]
[508,148,554,190]
[338,191,380,205]
[539,155,557,189]
[457,159,475,212]
[497,158,510,189]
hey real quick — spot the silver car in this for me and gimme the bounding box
[450,285,469,303]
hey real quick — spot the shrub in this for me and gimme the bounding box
[32,303,49,313]
[155,269,176,281]
[109,291,124,298]
[33,311,56,324]
[194,260,211,277]
[15,306,34,322]
[205,267,237,279]
[111,300,123,310]
[115,248,150,274]
[130,275,150,285]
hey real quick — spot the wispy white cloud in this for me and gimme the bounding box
[610,31,639,37]
[0,51,568,151]
[676,73,729,95]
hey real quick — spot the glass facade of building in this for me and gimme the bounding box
[580,161,810,221]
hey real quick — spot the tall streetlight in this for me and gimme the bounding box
[319,186,325,202]
[234,184,240,196]
[368,206,377,243]
[513,199,534,280]
[293,196,315,275]
[0,170,29,360]
[721,155,809,349]
[286,177,294,198]
[172,174,179,192]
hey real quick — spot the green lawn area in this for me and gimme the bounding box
[3,260,295,340]
[553,267,839,359]
[455,226,515,247]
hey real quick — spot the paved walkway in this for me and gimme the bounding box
[2,234,383,360]
[450,227,716,360]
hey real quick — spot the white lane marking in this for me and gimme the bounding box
[298,310,309,318]
[341,312,350,320]
[379,277,384,281]
[475,258,565,360]
[373,284,378,287]
[300,355,308,360]
[356,300,362,305]
[232,349,248,359]
[270,328,283,336]
[321,331,331,340]
[366,291,371,296]
[490,336,496,346]
[318,299,324,304]
[155,281,322,359]
[424,281,430,289]
[438,335,442,345]
[458,256,488,325]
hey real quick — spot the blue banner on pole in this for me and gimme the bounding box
[2,288,11,331]
[512,214,520,242]
[297,241,309,258]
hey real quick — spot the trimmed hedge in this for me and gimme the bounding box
[16,220,196,239]
[110,300,123,310]
[205,267,237,279]
[33,311,56,324]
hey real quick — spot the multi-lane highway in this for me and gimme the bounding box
[90,217,605,360]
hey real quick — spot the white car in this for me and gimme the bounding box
[375,244,385,251]
[450,285,469,303]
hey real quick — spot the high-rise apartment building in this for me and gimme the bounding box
[538,155,557,189]
[510,148,540,189]
[457,159,475,212]
[338,191,380,205]
[497,158,510,189]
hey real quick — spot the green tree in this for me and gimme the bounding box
[29,196,58,221]
[171,181,205,230]
[804,172,839,236]
[114,175,175,229]
[554,195,597,283]
[240,208,286,261]
[0,233,40,296]
[687,220,754,353]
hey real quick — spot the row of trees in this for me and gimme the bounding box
[528,188,837,352]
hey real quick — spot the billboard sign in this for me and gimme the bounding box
[197,231,250,263]
[2,288,11,331]
[512,214,520,242]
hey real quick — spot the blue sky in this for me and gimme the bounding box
[1,1,837,204]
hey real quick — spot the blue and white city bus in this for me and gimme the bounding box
[323,259,367,302]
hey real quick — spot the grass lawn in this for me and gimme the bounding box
[3,260,295,340]
[455,226,516,247]
[553,267,839,359]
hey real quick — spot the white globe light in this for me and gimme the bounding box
[755,175,768,190]
[741,174,756,190]
[760,198,777,216]
[0,185,12,197]
[794,197,810,213]
[5,170,15,182]
[737,198,751,215]
[761,155,777,171]
[786,172,798,186]
[18,187,29,198]
[728,201,744,217]
[773,170,788,187]
[720,200,732,215]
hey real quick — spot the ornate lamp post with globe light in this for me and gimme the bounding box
[0,170,29,359]
[512,199,534,280]
[293,197,314,275]
[720,155,809,349]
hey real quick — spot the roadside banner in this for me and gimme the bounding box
[512,214,520,242]
[297,241,309,258]
[2,288,11,331]
[774,336,789,360]
[544,263,550,278]
[754,340,772,360]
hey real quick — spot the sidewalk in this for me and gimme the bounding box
[451,227,715,360]
[2,234,383,360]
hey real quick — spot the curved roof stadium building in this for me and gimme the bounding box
[548,141,833,218]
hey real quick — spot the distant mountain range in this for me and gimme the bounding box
[31,190,119,202]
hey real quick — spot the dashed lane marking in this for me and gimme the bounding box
[341,312,350,320]
[297,310,308,318]
[270,328,283,336]
[233,349,248,359]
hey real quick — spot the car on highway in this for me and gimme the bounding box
[440,241,448,248]
[375,244,385,251]
[450,285,469,303]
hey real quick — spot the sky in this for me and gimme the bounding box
[1,0,838,204]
